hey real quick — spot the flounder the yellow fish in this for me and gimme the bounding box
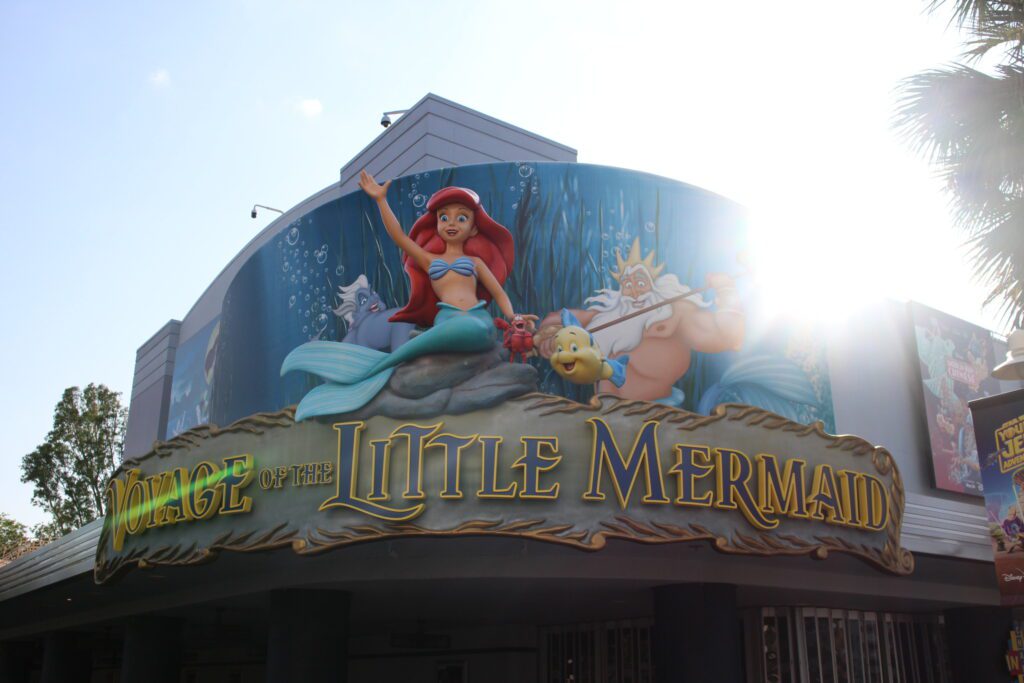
[550,309,629,386]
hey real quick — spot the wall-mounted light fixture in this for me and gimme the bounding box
[993,330,1024,380]
[251,204,284,220]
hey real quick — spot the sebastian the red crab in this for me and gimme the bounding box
[494,315,536,363]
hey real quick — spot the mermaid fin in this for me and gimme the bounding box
[365,314,495,374]
[285,310,497,421]
[696,354,817,418]
[604,355,630,388]
[294,369,395,421]
[281,341,388,384]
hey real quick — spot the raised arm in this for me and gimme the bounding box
[359,170,432,271]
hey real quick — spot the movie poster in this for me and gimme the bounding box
[910,302,1000,495]
[969,389,1024,604]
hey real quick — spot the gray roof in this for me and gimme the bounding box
[0,520,100,603]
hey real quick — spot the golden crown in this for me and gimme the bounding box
[612,238,664,281]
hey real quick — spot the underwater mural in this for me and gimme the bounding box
[280,176,531,421]
[99,162,904,585]
[204,162,834,431]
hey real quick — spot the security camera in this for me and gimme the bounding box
[380,113,392,128]
[251,209,258,219]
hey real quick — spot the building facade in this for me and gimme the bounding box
[0,94,1019,683]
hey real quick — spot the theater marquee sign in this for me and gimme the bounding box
[95,394,913,583]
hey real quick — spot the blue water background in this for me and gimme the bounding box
[170,162,835,435]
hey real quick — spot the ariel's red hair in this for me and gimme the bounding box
[389,186,514,327]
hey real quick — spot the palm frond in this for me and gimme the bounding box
[964,197,1024,327]
[928,1,1024,60]
[964,7,1024,61]
[930,0,1023,29]
[895,62,1024,328]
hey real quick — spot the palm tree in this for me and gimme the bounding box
[895,0,1024,330]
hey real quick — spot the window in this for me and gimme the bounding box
[747,608,950,683]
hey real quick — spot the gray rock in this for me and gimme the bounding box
[344,347,539,420]
[447,364,538,414]
[457,361,536,391]
[389,347,503,399]
[351,387,453,421]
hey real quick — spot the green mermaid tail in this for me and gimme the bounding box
[282,302,497,421]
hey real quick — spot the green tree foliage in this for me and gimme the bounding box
[896,0,1024,329]
[21,384,126,535]
[30,521,61,543]
[0,513,28,556]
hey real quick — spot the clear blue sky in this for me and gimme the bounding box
[0,1,991,525]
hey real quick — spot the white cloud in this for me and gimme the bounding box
[295,98,323,118]
[148,69,170,87]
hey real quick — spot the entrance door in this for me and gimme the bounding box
[540,619,653,683]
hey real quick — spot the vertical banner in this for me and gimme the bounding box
[909,302,1000,495]
[969,389,1024,604]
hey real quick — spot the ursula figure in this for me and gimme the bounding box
[282,171,532,420]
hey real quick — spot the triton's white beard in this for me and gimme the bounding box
[585,273,704,357]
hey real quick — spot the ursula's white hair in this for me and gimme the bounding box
[333,274,370,324]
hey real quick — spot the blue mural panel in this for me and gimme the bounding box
[166,316,220,439]
[163,162,834,433]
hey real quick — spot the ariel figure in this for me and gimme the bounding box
[282,170,533,420]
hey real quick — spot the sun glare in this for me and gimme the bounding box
[748,207,888,326]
